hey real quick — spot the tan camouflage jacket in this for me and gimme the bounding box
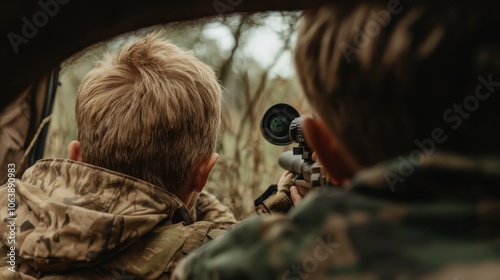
[0,159,237,279]
[173,152,500,280]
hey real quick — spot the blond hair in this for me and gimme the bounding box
[295,4,500,165]
[76,33,221,192]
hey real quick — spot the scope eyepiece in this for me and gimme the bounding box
[260,103,300,146]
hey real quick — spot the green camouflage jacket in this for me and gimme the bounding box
[0,159,237,279]
[173,152,500,280]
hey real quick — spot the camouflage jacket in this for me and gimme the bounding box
[0,159,237,279]
[173,152,500,280]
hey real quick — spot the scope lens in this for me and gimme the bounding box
[269,116,288,137]
[260,103,300,145]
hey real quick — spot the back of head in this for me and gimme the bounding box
[295,2,500,167]
[76,33,221,192]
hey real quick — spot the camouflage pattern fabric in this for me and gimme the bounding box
[0,76,49,185]
[196,192,238,230]
[0,89,31,185]
[173,151,500,280]
[0,159,236,279]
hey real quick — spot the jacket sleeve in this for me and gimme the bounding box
[195,191,238,230]
[171,190,346,280]
[254,185,294,216]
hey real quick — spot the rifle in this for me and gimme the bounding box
[260,103,328,188]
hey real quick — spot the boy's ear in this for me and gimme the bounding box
[302,118,359,185]
[192,153,219,193]
[68,141,83,162]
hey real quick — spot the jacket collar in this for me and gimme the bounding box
[23,158,194,222]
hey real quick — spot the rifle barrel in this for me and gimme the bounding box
[278,151,311,178]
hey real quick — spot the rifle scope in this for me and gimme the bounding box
[260,103,305,146]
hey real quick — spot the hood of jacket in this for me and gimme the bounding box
[0,158,194,271]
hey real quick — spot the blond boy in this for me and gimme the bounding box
[0,33,236,279]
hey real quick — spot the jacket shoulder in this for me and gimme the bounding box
[99,221,222,279]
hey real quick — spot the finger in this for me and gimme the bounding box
[312,152,318,162]
[282,173,295,188]
[278,171,290,186]
[290,186,303,206]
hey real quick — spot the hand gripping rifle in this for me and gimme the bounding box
[254,103,329,214]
